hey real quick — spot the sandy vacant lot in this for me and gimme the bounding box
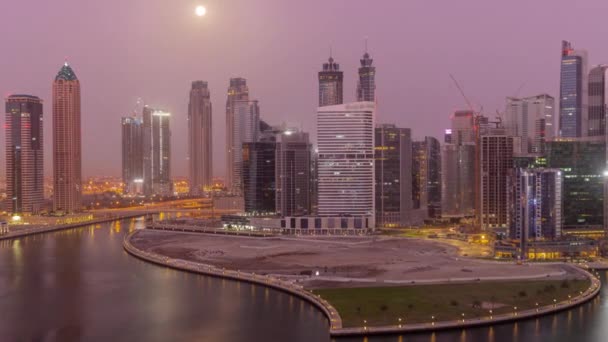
[131,230,582,288]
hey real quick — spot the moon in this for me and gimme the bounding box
[195,5,206,17]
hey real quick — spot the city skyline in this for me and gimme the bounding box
[4,1,608,179]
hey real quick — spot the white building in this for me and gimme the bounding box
[317,102,375,226]
[505,94,555,154]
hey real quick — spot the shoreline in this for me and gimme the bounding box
[0,211,154,241]
[124,229,602,337]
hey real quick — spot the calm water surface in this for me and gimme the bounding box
[0,218,606,342]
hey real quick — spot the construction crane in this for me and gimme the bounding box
[449,74,477,114]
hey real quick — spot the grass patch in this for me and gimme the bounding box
[314,279,590,328]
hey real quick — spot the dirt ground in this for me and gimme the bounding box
[130,230,582,288]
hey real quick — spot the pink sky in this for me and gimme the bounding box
[1,0,607,178]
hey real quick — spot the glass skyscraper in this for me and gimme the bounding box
[559,40,588,138]
[588,65,608,136]
[318,56,343,107]
[356,49,375,102]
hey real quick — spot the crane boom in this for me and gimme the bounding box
[449,74,476,113]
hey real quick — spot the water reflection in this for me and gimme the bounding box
[0,217,328,341]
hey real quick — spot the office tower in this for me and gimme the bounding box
[5,95,44,214]
[121,116,144,195]
[508,168,562,243]
[318,102,375,223]
[441,144,475,217]
[356,48,376,102]
[318,55,343,107]
[143,106,172,196]
[479,134,517,229]
[310,149,319,215]
[375,124,412,227]
[559,40,588,138]
[227,100,260,194]
[225,78,249,191]
[444,129,452,144]
[243,141,276,214]
[275,129,312,216]
[546,137,605,228]
[412,137,442,218]
[53,62,82,213]
[188,81,213,195]
[505,94,555,154]
[588,65,608,136]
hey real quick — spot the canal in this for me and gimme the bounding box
[0,217,606,341]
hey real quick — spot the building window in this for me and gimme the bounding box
[315,218,322,229]
[341,218,348,229]
[354,218,362,229]
[301,218,308,229]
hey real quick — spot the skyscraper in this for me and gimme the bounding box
[505,94,555,154]
[143,106,172,196]
[375,124,412,227]
[243,141,276,214]
[5,95,44,214]
[588,65,608,136]
[508,168,563,242]
[188,81,213,195]
[225,78,250,192]
[480,134,517,229]
[53,62,82,213]
[441,144,475,217]
[275,129,312,217]
[318,102,375,223]
[450,110,476,145]
[412,136,442,218]
[227,100,260,194]
[559,40,588,138]
[318,55,343,107]
[121,116,144,195]
[356,48,376,102]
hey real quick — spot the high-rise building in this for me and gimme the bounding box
[588,65,608,136]
[375,124,412,227]
[188,80,213,195]
[441,144,475,217]
[143,106,172,196]
[243,141,276,214]
[318,102,375,223]
[121,116,144,195]
[356,49,375,102]
[546,137,605,228]
[479,134,517,229]
[508,168,562,243]
[505,94,555,154]
[5,95,44,214]
[225,77,249,191]
[450,110,476,145]
[53,62,82,213]
[318,55,343,107]
[559,40,588,138]
[227,100,260,194]
[275,129,312,217]
[412,137,442,218]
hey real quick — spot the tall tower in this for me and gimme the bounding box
[225,78,249,192]
[5,95,44,214]
[188,81,213,195]
[53,62,82,213]
[121,116,144,195]
[143,106,172,196]
[317,102,375,224]
[356,44,376,102]
[375,124,412,227]
[275,129,312,217]
[588,65,608,136]
[505,94,555,154]
[318,55,343,107]
[559,40,588,138]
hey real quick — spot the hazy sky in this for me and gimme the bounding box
[1,0,608,178]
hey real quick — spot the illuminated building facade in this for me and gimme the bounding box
[412,136,441,218]
[53,62,82,213]
[5,95,44,214]
[559,40,588,138]
[121,116,144,195]
[375,124,412,227]
[318,102,375,225]
[143,106,172,196]
[318,56,343,107]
